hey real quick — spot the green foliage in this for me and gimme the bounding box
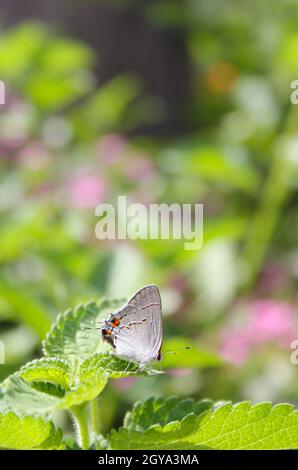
[0,22,94,109]
[19,357,70,390]
[188,402,298,450]
[161,337,222,369]
[72,75,140,137]
[0,300,162,448]
[0,274,51,338]
[80,352,162,379]
[42,301,114,359]
[123,396,213,432]
[1,374,62,416]
[185,146,260,195]
[2,10,298,451]
[0,298,298,450]
[0,412,63,449]
[109,399,298,450]
[0,23,47,80]
[1,300,159,416]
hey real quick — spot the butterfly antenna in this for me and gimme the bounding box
[162,346,192,356]
[81,326,101,330]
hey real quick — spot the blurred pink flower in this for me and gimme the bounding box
[113,377,136,391]
[220,330,251,365]
[167,368,193,377]
[18,142,51,170]
[69,174,106,208]
[250,300,294,344]
[97,134,127,165]
[0,138,26,156]
[220,299,297,365]
[124,155,155,182]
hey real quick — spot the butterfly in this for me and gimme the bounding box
[101,285,163,368]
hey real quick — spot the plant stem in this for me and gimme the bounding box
[70,404,90,450]
[90,397,102,435]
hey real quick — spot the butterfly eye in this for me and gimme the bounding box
[102,328,112,336]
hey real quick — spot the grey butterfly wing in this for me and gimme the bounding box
[113,285,162,365]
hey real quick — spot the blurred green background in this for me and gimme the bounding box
[1,0,298,435]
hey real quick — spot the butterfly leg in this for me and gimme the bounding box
[124,360,133,373]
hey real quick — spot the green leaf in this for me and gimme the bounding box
[39,38,93,74]
[2,348,161,415]
[186,147,260,194]
[80,353,163,379]
[124,396,213,432]
[109,413,207,450]
[0,412,63,450]
[59,375,108,409]
[58,352,162,409]
[1,358,106,412]
[42,300,122,359]
[0,23,46,81]
[58,362,108,409]
[25,74,90,110]
[109,400,298,450]
[19,358,70,390]
[161,337,222,369]
[92,435,109,450]
[31,382,65,398]
[1,374,60,416]
[1,368,103,414]
[3,298,178,419]
[188,402,298,450]
[72,75,139,136]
